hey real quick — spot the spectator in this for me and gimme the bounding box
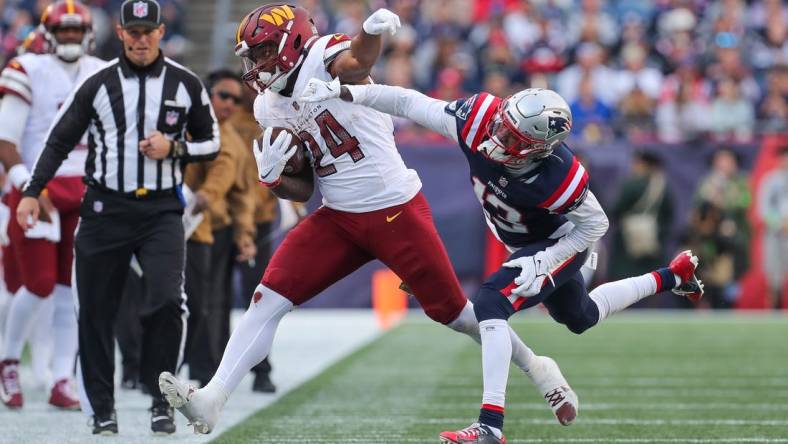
[656,63,711,143]
[757,64,788,132]
[608,152,674,308]
[614,43,663,100]
[758,146,788,309]
[709,78,755,143]
[569,73,613,144]
[182,69,242,388]
[556,41,617,106]
[689,149,752,308]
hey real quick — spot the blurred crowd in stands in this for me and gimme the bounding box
[299,0,787,145]
[0,0,189,62]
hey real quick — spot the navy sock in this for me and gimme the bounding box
[479,404,504,431]
[651,268,677,292]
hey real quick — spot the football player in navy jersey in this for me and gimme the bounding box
[301,80,704,444]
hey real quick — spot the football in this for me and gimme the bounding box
[262,127,308,175]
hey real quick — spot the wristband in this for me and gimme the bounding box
[8,164,31,190]
[259,177,281,188]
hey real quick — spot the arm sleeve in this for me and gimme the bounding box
[344,84,459,142]
[542,191,609,267]
[0,94,31,146]
[23,77,95,198]
[182,81,220,162]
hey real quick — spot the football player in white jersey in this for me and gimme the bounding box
[0,0,105,410]
[159,4,564,435]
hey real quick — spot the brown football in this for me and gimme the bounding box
[261,127,308,175]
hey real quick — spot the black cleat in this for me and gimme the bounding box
[92,410,118,435]
[151,403,176,435]
[252,373,276,393]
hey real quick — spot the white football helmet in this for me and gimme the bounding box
[478,88,572,168]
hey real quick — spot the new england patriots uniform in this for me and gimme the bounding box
[445,93,597,328]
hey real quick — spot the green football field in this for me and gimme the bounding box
[212,312,788,444]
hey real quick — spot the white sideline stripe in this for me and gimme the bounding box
[505,440,788,443]
[237,439,788,443]
[431,402,788,411]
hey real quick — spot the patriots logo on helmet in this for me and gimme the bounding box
[548,116,571,136]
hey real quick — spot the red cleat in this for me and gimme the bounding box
[49,379,80,410]
[669,250,704,302]
[0,359,23,409]
[439,423,506,444]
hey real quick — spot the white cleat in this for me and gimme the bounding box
[525,356,579,425]
[158,372,224,434]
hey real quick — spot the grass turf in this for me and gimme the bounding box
[212,312,788,443]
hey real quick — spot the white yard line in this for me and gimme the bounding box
[0,309,381,444]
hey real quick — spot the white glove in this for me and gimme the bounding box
[503,251,556,297]
[253,127,296,186]
[362,8,401,36]
[299,77,341,103]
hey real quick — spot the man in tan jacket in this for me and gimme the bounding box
[183,70,254,386]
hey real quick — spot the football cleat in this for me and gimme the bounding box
[48,379,80,410]
[150,403,176,435]
[92,410,118,435]
[0,359,23,409]
[159,372,223,434]
[439,422,506,444]
[669,250,704,302]
[525,356,578,426]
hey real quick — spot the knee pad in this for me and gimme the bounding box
[472,286,514,322]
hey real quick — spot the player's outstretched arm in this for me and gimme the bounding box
[329,9,400,83]
[299,78,458,142]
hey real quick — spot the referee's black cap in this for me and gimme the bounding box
[120,0,161,29]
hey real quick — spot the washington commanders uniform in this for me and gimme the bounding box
[252,34,466,323]
[0,52,104,297]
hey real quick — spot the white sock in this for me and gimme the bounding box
[3,287,44,360]
[589,273,658,323]
[0,283,9,356]
[51,284,78,382]
[30,296,54,386]
[479,319,511,408]
[447,301,536,372]
[210,285,292,395]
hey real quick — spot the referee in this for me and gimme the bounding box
[16,0,219,436]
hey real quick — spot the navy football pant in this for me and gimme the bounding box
[473,239,599,334]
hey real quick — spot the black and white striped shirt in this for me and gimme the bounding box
[23,52,219,198]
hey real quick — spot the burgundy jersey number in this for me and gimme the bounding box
[300,110,364,177]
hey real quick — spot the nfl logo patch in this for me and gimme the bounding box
[165,110,179,126]
[93,200,103,213]
[498,176,509,187]
[133,1,148,18]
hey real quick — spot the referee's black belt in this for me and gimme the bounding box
[84,178,177,200]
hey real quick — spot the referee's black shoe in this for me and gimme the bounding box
[151,403,176,435]
[92,410,118,435]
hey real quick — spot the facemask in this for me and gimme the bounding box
[56,43,84,62]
